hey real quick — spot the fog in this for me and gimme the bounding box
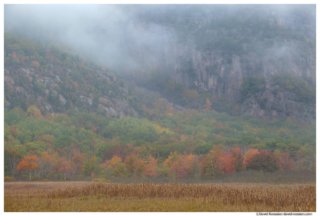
[4,5,171,68]
[4,4,315,70]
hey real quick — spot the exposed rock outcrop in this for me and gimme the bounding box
[4,66,141,119]
[240,86,315,124]
[126,7,316,124]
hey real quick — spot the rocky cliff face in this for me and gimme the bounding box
[127,5,316,123]
[240,85,315,124]
[4,66,139,118]
[168,42,316,124]
[171,43,315,102]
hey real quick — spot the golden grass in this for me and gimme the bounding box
[4,182,316,212]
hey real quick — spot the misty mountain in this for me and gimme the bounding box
[4,33,144,118]
[4,4,316,124]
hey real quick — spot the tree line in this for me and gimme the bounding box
[5,106,315,181]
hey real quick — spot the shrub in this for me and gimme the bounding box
[240,76,266,101]
[75,175,84,181]
[31,176,40,181]
[246,151,279,172]
[21,175,29,181]
[43,179,49,182]
[91,178,110,182]
[271,72,315,104]
[4,176,15,182]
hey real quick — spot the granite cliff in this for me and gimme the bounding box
[124,5,316,123]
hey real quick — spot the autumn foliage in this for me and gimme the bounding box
[246,151,279,172]
[124,153,145,178]
[27,105,43,119]
[102,155,127,177]
[144,155,158,177]
[4,32,315,183]
[16,155,39,179]
[164,152,187,179]
[229,147,244,172]
[32,61,40,67]
[72,153,84,175]
[12,52,17,59]
[201,145,224,176]
[243,149,259,166]
[278,152,293,171]
[57,158,71,181]
[204,98,212,111]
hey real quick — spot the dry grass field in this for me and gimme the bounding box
[4,181,316,212]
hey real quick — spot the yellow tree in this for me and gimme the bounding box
[166,104,174,116]
[204,98,212,111]
[153,98,167,115]
[163,151,180,179]
[102,155,127,177]
[201,145,224,177]
[164,151,180,168]
[243,149,259,167]
[27,105,43,119]
[180,134,188,142]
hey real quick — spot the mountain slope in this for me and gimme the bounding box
[120,5,316,123]
[4,32,316,181]
[4,33,142,118]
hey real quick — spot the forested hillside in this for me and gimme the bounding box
[4,3,316,183]
[5,104,316,181]
[4,33,315,181]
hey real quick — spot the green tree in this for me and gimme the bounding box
[246,151,279,172]
[240,76,266,101]
[55,136,78,149]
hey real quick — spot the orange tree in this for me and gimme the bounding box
[38,151,56,179]
[220,147,244,173]
[204,98,212,111]
[57,158,71,181]
[72,153,84,176]
[169,155,188,179]
[243,149,259,167]
[16,155,39,180]
[144,155,158,177]
[124,153,145,178]
[278,152,293,171]
[164,152,184,179]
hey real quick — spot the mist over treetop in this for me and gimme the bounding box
[5,4,315,68]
